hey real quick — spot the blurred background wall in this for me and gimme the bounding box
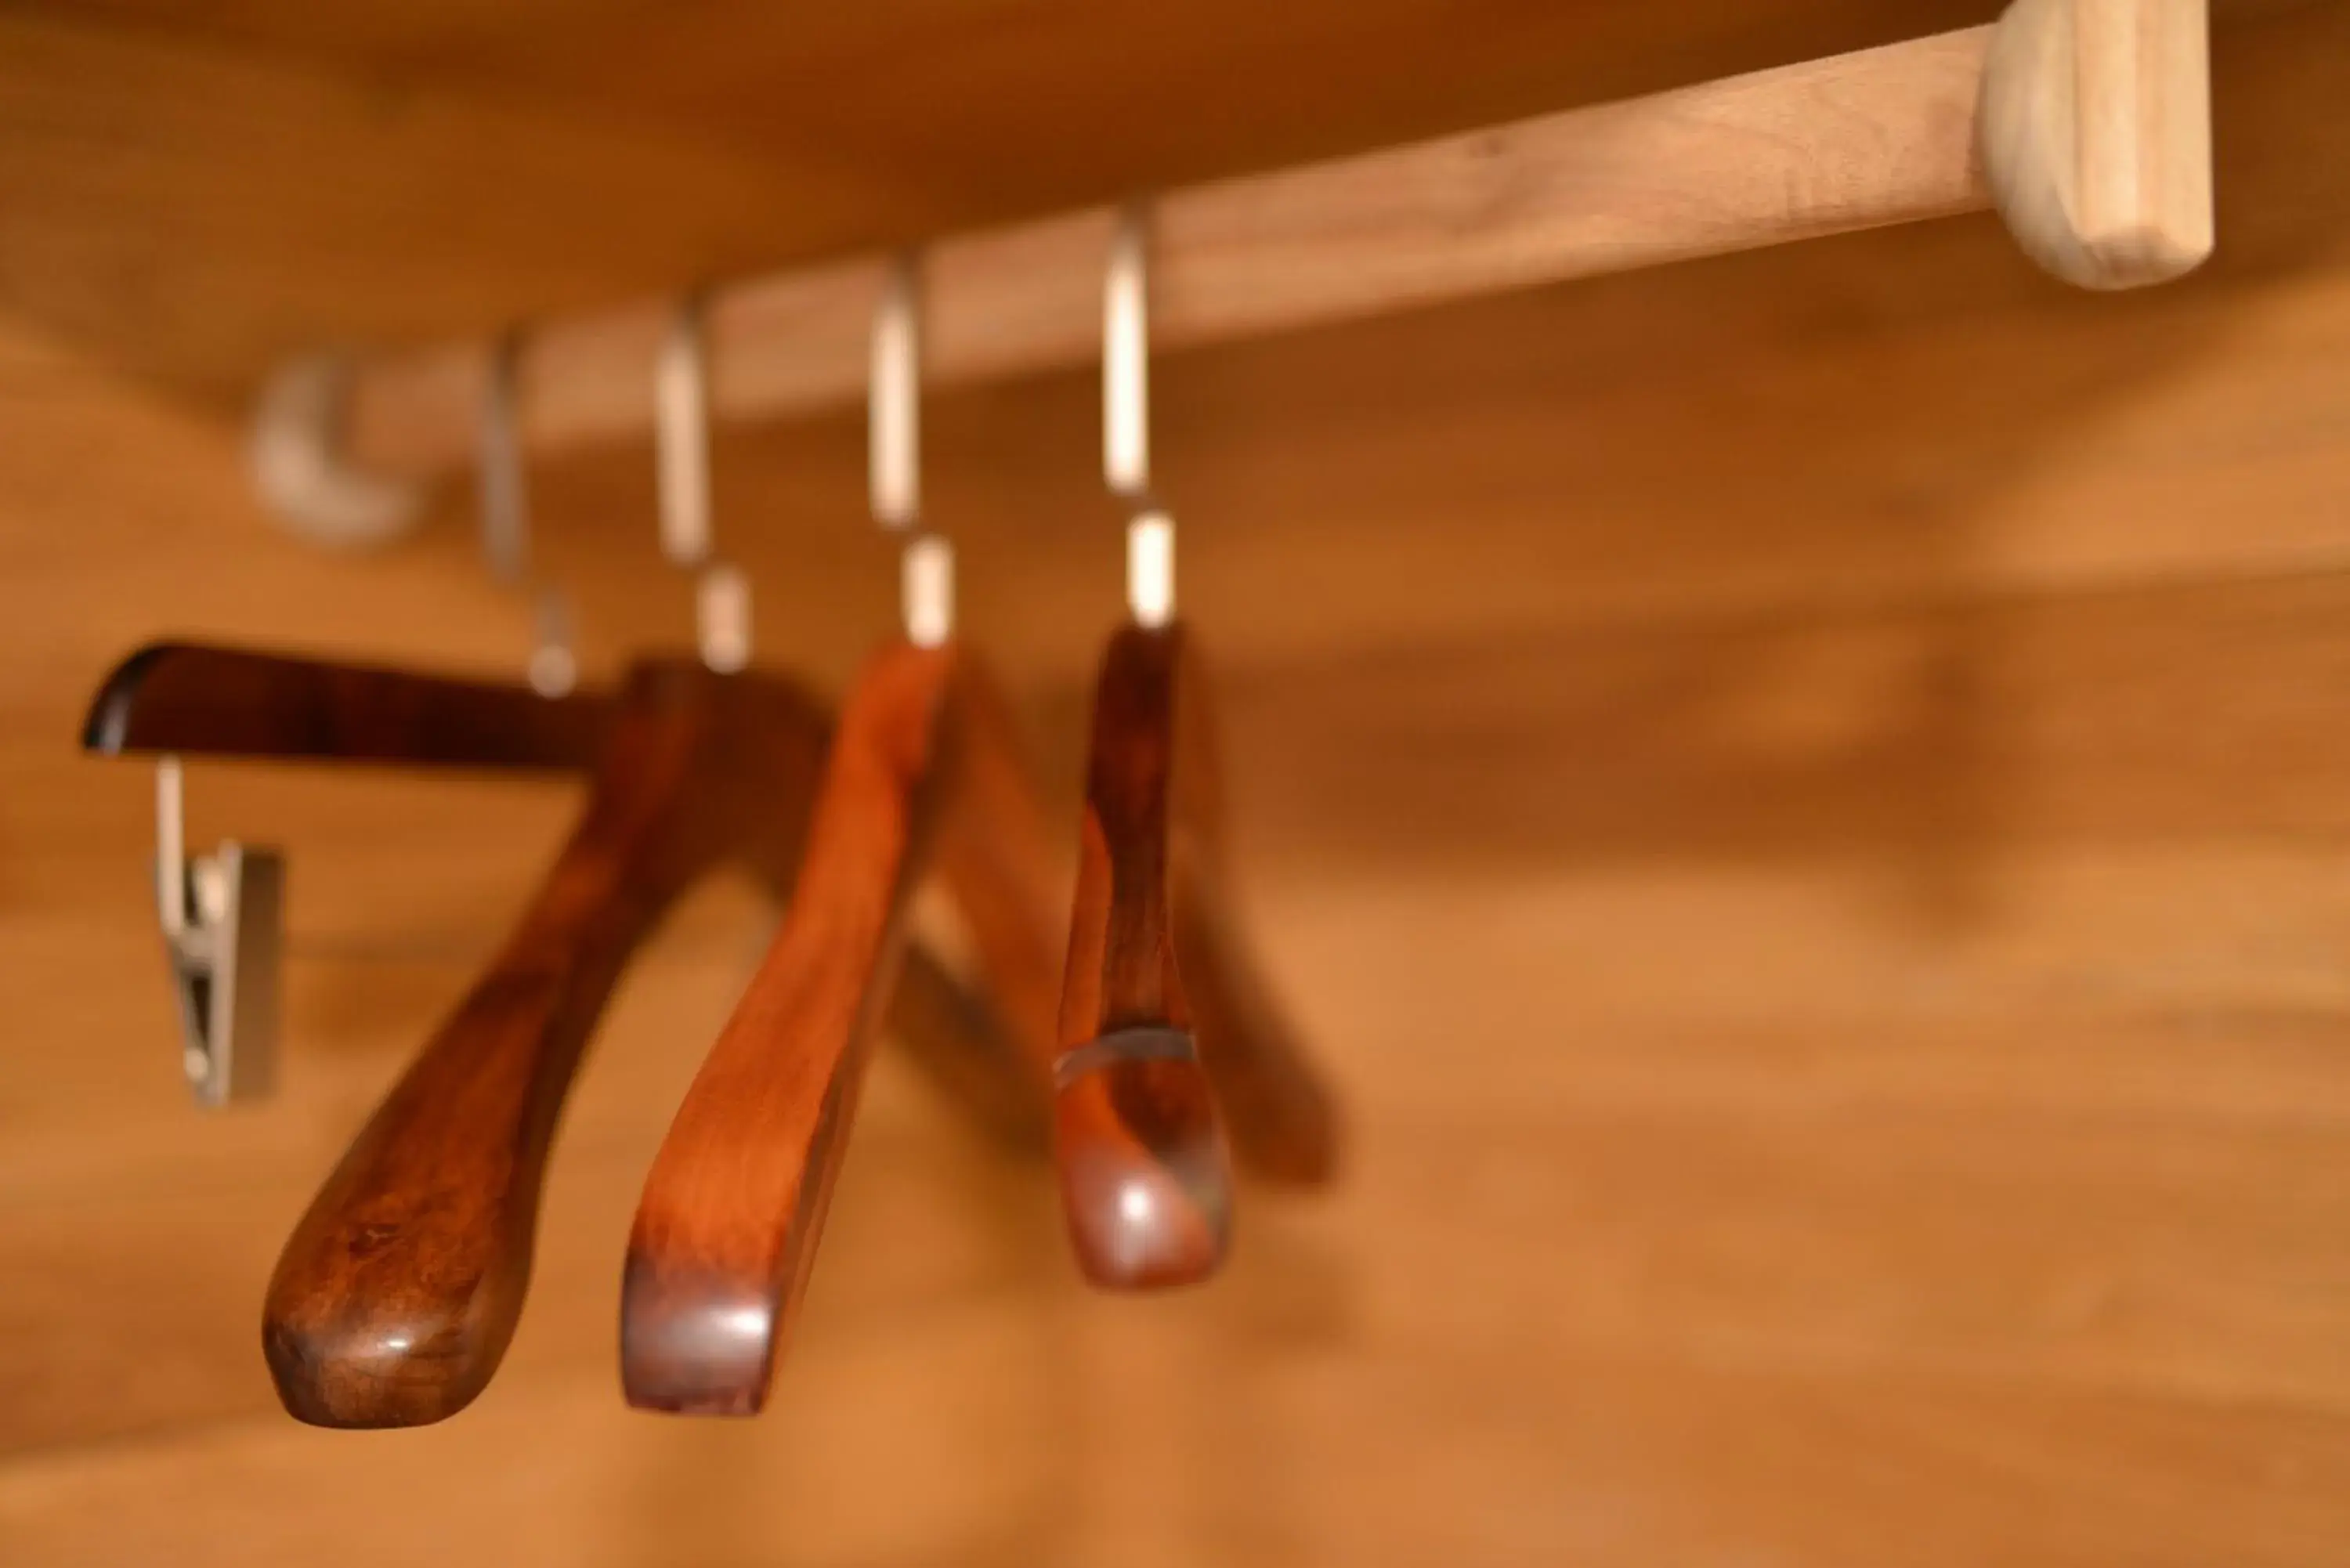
[4,2,2350,1562]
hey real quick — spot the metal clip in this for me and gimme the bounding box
[155,758,282,1107]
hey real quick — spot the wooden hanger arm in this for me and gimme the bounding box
[263,809,672,1427]
[621,641,950,1415]
[723,663,1054,1152]
[81,640,614,769]
[1054,623,1236,1289]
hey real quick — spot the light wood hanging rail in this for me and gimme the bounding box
[257,0,2212,542]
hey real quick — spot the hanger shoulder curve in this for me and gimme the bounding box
[82,640,616,770]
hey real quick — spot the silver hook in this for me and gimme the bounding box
[1104,204,1173,628]
[153,757,283,1107]
[480,332,580,696]
[656,297,714,568]
[873,252,952,648]
[656,295,751,673]
[479,333,530,583]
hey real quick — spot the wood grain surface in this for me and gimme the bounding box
[8,0,2350,1563]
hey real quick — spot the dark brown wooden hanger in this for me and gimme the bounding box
[83,640,614,770]
[82,641,1037,1428]
[619,638,1069,1414]
[1054,620,1340,1286]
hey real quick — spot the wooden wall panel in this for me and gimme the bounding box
[0,13,931,399]
[5,2,2350,1565]
[6,1310,2350,1567]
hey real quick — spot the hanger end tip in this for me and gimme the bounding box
[1052,1031,1235,1290]
[618,1248,785,1417]
[259,1299,501,1430]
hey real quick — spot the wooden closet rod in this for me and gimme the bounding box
[261,0,2211,539]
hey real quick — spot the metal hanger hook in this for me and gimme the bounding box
[656,292,751,672]
[479,329,580,695]
[1104,204,1173,627]
[656,293,714,569]
[871,255,921,533]
[872,251,950,647]
[479,332,531,586]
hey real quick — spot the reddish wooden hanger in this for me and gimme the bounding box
[83,641,1036,1428]
[619,638,1065,1414]
[1055,619,1339,1288]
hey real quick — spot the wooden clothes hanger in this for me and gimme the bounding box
[1055,616,1337,1287]
[81,641,1039,1428]
[621,277,1078,1411]
[620,627,1067,1414]
[1054,211,1340,1284]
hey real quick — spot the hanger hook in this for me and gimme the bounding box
[479,332,531,586]
[656,294,714,568]
[873,251,951,649]
[656,294,751,673]
[479,331,579,696]
[1104,204,1173,628]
